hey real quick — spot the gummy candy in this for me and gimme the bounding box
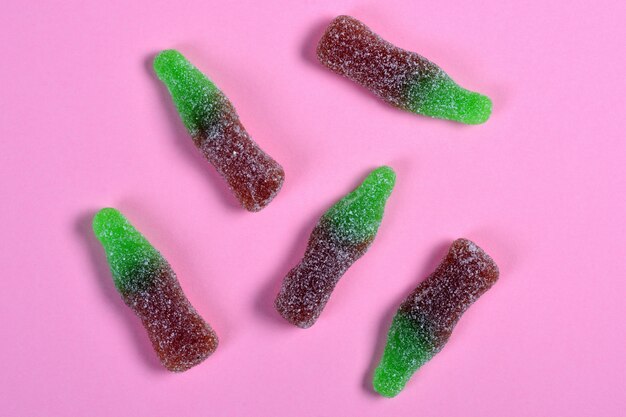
[275,166,395,328]
[373,238,499,397]
[153,50,285,212]
[317,16,492,124]
[93,208,218,372]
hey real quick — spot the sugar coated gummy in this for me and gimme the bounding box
[153,50,285,211]
[317,16,492,124]
[93,208,218,372]
[373,239,499,397]
[275,166,395,328]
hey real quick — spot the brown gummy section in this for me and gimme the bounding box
[316,15,440,109]
[399,238,499,350]
[122,265,218,372]
[193,94,284,212]
[274,218,372,328]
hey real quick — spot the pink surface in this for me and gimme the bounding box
[1,0,624,415]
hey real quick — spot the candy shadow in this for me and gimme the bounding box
[361,240,450,396]
[75,210,165,372]
[301,17,331,66]
[254,214,321,327]
[143,53,242,211]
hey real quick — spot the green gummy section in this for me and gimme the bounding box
[405,73,492,125]
[373,312,435,398]
[153,49,222,136]
[323,166,395,243]
[92,208,163,294]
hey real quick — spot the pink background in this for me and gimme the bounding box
[1,0,624,415]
